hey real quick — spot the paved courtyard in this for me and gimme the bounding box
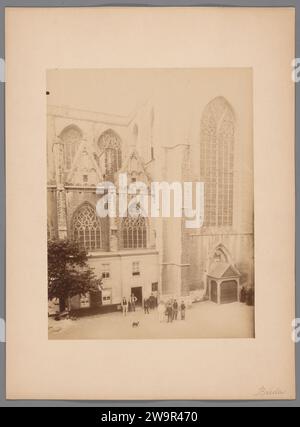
[49,301,255,339]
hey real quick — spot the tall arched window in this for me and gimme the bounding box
[121,216,147,249]
[60,125,82,170]
[200,97,234,227]
[72,203,103,251]
[98,129,122,178]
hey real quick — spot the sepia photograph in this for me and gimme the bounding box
[5,5,296,402]
[47,68,254,340]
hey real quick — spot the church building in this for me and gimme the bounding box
[47,69,254,311]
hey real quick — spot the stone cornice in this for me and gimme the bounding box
[47,185,98,191]
[47,104,135,127]
[88,249,159,259]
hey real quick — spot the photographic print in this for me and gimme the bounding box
[6,6,295,400]
[47,68,254,340]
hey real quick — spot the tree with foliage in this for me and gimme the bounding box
[48,239,99,312]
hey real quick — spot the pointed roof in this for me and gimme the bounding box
[119,148,151,182]
[66,140,102,184]
[208,262,241,279]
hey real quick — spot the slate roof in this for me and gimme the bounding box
[208,262,241,279]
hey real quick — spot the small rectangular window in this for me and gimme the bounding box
[132,261,140,276]
[102,289,112,306]
[152,282,158,292]
[101,264,110,279]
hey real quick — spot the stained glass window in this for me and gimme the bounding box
[60,126,82,170]
[72,203,102,251]
[200,97,234,227]
[98,129,122,179]
[122,216,147,249]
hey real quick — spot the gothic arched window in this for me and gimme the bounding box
[60,125,82,170]
[121,215,147,249]
[200,97,234,227]
[98,129,122,178]
[72,203,103,251]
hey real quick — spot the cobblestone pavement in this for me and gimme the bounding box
[49,301,255,339]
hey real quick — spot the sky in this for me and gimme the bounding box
[46,69,158,116]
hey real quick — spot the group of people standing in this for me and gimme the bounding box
[143,294,158,314]
[121,294,138,316]
[121,293,158,316]
[158,299,186,323]
[121,294,186,323]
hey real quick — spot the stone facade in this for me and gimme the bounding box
[47,76,254,310]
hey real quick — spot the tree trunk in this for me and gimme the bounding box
[59,298,65,312]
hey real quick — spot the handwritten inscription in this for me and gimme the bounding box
[254,386,285,398]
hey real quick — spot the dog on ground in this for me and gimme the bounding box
[132,321,140,328]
